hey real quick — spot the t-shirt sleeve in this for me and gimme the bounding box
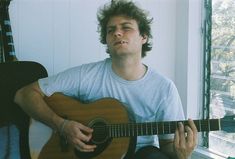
[156,81,185,140]
[38,67,82,97]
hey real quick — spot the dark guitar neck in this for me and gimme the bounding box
[106,118,221,137]
[0,0,17,62]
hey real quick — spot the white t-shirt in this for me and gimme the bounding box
[38,58,185,150]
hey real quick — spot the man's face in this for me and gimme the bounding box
[106,15,147,58]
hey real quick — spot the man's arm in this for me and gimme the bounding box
[159,119,198,159]
[14,81,64,130]
[14,81,96,152]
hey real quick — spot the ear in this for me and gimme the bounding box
[142,35,148,44]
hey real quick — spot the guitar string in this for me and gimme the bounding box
[89,120,220,138]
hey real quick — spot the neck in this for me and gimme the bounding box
[111,56,146,81]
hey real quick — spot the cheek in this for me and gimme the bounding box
[106,36,112,45]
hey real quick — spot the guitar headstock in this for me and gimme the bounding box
[221,115,235,133]
[0,0,12,9]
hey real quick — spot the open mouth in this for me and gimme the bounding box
[114,40,127,46]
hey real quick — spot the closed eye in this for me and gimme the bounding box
[123,26,131,30]
[107,28,114,34]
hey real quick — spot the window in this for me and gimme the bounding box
[204,0,235,157]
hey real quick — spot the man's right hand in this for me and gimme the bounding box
[61,120,97,152]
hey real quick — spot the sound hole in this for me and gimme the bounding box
[90,119,109,144]
[74,119,112,159]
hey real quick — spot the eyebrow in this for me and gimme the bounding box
[107,22,133,29]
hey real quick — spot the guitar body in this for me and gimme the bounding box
[29,93,135,159]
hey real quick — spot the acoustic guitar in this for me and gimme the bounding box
[29,93,235,159]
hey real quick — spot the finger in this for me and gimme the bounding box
[185,125,193,145]
[78,123,93,133]
[76,129,93,142]
[75,145,95,152]
[174,128,179,148]
[188,119,197,133]
[178,122,186,146]
[75,123,94,142]
[76,140,96,152]
[188,119,198,144]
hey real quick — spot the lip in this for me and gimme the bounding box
[114,40,128,46]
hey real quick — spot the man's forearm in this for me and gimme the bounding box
[14,83,63,131]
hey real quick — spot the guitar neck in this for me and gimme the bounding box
[107,118,221,137]
[0,0,17,62]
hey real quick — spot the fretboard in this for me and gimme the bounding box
[103,119,221,137]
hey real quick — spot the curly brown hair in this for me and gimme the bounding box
[97,0,153,58]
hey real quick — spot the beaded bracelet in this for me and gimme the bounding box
[59,119,69,135]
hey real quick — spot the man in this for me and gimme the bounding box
[14,0,197,158]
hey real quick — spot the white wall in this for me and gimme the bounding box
[9,0,177,77]
[9,0,203,118]
[175,0,203,118]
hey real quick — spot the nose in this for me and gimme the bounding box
[114,28,122,37]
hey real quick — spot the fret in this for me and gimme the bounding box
[115,124,119,137]
[158,122,163,134]
[209,119,220,131]
[109,125,111,137]
[168,122,170,134]
[124,123,127,136]
[116,124,118,137]
[162,122,164,134]
[127,123,130,136]
[120,124,123,137]
[118,124,121,137]
[141,124,143,135]
[134,123,137,136]
[147,123,151,135]
[199,120,202,132]
[156,122,158,134]
[170,121,178,134]
[145,123,148,135]
[114,124,117,137]
[140,123,143,135]
[111,124,114,137]
[208,119,210,131]
[151,122,153,135]
[163,122,168,134]
[218,118,221,131]
[172,121,177,134]
[201,120,208,131]
[110,124,113,137]
[109,118,222,138]
[132,123,135,136]
[134,124,137,136]
[118,124,120,137]
[141,123,146,135]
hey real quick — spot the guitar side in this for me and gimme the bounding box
[29,93,133,159]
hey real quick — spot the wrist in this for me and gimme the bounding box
[52,116,66,132]
[59,119,69,135]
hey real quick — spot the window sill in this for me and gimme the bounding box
[192,146,227,159]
